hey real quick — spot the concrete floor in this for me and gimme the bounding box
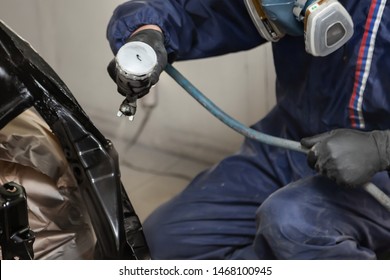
[116,142,212,222]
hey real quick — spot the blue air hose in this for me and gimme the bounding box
[164,63,390,212]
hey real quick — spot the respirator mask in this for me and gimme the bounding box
[244,0,354,56]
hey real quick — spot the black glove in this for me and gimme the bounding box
[301,129,390,187]
[107,29,168,100]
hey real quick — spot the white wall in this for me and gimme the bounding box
[0,0,276,164]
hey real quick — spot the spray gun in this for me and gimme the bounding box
[114,41,158,121]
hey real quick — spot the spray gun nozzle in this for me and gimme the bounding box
[117,98,137,121]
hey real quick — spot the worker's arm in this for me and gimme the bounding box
[301,129,390,187]
[106,0,265,61]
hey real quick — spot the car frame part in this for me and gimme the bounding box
[0,182,35,260]
[0,20,150,260]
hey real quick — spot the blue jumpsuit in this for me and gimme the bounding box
[107,0,390,259]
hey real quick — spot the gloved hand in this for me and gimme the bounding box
[107,29,168,101]
[301,129,390,187]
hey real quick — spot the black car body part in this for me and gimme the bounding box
[0,20,150,260]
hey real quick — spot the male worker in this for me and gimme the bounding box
[106,0,390,259]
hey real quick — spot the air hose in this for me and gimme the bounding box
[164,63,390,212]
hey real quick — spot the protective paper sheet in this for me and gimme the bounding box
[0,109,96,259]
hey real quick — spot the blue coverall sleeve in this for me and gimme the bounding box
[106,0,265,61]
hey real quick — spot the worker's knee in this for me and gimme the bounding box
[254,176,338,258]
[254,176,380,259]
